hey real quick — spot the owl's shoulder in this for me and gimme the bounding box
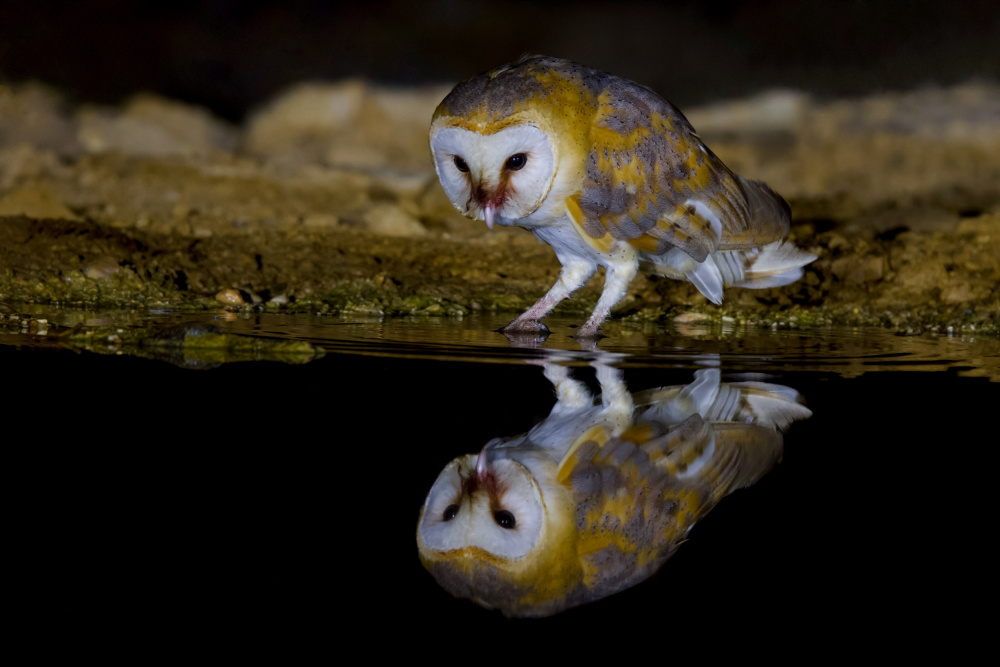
[591,74,696,139]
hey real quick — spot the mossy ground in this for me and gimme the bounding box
[2,208,997,338]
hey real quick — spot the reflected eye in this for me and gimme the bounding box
[453,156,469,173]
[493,510,516,529]
[504,153,527,171]
[442,504,459,521]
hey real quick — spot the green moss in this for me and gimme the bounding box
[65,322,325,366]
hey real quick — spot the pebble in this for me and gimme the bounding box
[215,289,245,305]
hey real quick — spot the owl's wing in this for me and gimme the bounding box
[566,84,787,259]
[556,414,709,491]
[554,409,785,600]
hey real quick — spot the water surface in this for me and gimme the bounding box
[5,312,993,643]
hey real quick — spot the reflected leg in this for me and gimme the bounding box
[543,363,593,413]
[594,363,634,434]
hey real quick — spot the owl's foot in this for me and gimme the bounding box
[498,319,550,335]
[499,318,550,346]
[571,323,606,340]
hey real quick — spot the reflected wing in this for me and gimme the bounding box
[554,411,785,597]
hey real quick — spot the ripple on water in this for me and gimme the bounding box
[210,313,1000,380]
[4,307,999,379]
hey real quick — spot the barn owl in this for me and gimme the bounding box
[429,55,816,337]
[416,365,812,617]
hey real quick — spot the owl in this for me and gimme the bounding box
[416,365,812,617]
[429,55,816,337]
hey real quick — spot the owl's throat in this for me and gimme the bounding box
[462,448,502,499]
[472,181,513,230]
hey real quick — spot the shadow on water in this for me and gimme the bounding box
[4,309,996,645]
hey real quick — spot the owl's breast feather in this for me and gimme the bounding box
[532,222,607,265]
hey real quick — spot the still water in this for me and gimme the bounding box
[6,313,995,643]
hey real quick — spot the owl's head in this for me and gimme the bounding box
[429,115,557,229]
[428,55,599,229]
[416,445,578,616]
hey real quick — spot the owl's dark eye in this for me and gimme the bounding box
[453,156,470,173]
[493,510,516,529]
[442,504,459,521]
[504,153,527,171]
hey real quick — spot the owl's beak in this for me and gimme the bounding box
[483,204,496,231]
[475,445,490,479]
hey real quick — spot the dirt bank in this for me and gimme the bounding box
[1,81,998,335]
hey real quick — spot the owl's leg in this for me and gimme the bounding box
[575,255,638,338]
[500,256,596,334]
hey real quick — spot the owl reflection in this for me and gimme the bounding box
[417,366,811,617]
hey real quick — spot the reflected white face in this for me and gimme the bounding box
[418,454,544,560]
[429,125,556,228]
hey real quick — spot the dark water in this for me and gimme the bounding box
[6,314,996,649]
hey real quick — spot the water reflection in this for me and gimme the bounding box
[417,363,811,617]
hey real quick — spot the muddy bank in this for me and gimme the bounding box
[1,80,998,335]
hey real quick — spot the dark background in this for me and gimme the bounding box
[2,0,999,120]
[7,343,993,654]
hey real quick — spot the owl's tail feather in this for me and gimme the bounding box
[716,177,792,249]
[695,371,813,430]
[640,369,812,430]
[727,381,814,430]
[686,256,725,305]
[736,241,817,290]
[684,239,815,303]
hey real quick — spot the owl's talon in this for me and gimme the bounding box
[498,319,551,346]
[499,320,550,335]
[572,322,605,340]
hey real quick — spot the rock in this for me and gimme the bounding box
[77,94,238,156]
[0,83,79,154]
[831,255,884,285]
[0,145,65,191]
[302,213,340,229]
[686,90,808,139]
[957,214,999,236]
[361,203,427,238]
[215,289,245,305]
[369,169,433,199]
[83,256,121,280]
[243,81,449,171]
[673,312,712,323]
[0,181,79,220]
[940,283,978,304]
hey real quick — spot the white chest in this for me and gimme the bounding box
[532,221,605,265]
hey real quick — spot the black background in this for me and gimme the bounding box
[6,342,993,655]
[1,0,998,120]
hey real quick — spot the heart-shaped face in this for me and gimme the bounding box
[429,122,556,229]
